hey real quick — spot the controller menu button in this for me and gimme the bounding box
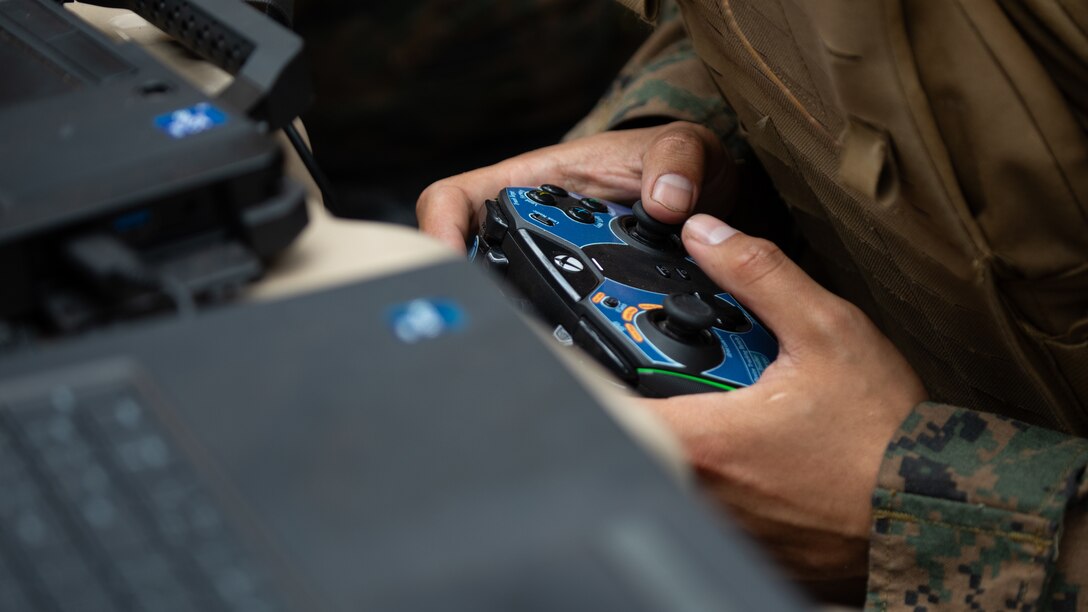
[676,267,691,280]
[565,206,596,224]
[528,212,557,227]
[527,190,556,204]
[540,184,568,197]
[655,264,672,278]
[580,197,607,213]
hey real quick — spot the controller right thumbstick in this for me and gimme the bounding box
[661,293,716,338]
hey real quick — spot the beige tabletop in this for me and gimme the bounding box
[69,2,687,479]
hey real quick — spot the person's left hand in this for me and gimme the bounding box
[643,214,927,582]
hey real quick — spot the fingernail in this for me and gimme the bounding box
[684,214,739,245]
[651,174,694,213]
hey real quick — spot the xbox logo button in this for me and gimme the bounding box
[553,254,584,272]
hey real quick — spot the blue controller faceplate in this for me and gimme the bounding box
[479,187,778,392]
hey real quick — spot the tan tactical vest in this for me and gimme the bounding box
[624,0,1088,433]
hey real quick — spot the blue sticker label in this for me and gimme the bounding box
[388,299,467,344]
[154,103,227,139]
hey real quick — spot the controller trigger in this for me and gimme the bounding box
[482,199,509,246]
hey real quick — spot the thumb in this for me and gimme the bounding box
[640,122,724,224]
[681,214,841,347]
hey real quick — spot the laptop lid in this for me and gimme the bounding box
[0,261,806,610]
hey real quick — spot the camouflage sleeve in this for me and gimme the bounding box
[563,1,738,144]
[867,401,1088,611]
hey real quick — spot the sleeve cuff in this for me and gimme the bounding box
[867,401,1088,610]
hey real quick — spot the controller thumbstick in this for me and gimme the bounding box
[661,294,716,340]
[631,201,681,248]
[639,293,725,372]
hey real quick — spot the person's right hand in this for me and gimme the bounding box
[417,121,735,252]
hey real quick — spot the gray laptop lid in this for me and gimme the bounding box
[0,261,806,610]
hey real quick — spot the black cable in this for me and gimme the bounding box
[283,121,339,212]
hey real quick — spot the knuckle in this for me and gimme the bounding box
[653,128,704,160]
[415,181,458,213]
[728,238,788,288]
[807,300,868,347]
[415,182,439,213]
[810,301,855,333]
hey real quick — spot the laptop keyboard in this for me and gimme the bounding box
[0,374,283,612]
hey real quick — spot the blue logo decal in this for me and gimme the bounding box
[388,299,467,344]
[154,103,227,139]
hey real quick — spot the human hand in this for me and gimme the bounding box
[417,121,734,252]
[644,214,927,582]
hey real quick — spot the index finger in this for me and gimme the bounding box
[417,153,563,252]
[417,128,669,251]
[416,181,484,253]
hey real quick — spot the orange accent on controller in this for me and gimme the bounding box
[626,323,644,343]
[622,306,638,322]
[638,303,662,311]
[592,292,606,304]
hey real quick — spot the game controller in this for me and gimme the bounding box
[471,185,778,397]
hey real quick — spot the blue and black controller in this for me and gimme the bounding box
[471,184,778,397]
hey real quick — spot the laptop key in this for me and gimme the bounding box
[0,420,116,611]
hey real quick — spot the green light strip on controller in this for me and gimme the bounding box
[637,369,737,391]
